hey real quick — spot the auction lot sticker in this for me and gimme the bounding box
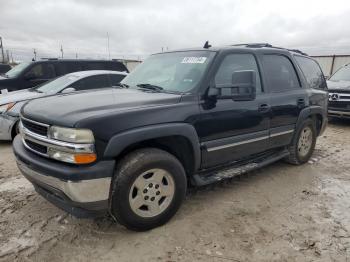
[181,57,207,64]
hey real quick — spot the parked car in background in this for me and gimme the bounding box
[0,63,11,74]
[0,70,127,140]
[0,59,129,93]
[13,43,328,231]
[327,63,350,118]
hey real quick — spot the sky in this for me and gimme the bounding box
[1,0,350,62]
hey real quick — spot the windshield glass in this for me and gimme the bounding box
[5,62,31,78]
[121,51,216,92]
[35,74,79,94]
[330,65,350,81]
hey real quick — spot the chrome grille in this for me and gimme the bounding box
[21,118,49,137]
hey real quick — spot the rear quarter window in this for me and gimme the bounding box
[295,56,326,89]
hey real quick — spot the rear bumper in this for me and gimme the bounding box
[0,113,18,140]
[13,135,115,217]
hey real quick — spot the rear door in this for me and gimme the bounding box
[261,54,306,149]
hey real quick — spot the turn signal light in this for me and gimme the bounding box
[74,153,97,164]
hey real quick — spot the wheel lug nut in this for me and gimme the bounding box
[156,191,160,195]
[149,183,153,188]
[155,184,159,189]
[144,196,149,200]
[151,197,155,201]
[143,189,148,193]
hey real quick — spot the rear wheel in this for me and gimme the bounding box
[285,119,316,165]
[109,148,187,231]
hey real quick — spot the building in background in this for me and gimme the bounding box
[312,55,350,78]
[114,59,142,71]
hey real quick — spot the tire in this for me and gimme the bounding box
[109,148,187,231]
[11,121,20,140]
[285,119,316,165]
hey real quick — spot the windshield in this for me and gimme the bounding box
[5,62,31,78]
[35,74,79,94]
[330,65,350,81]
[121,51,216,92]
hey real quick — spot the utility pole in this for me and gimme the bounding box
[76,53,78,59]
[33,49,37,61]
[60,45,63,58]
[107,32,110,60]
[10,52,14,64]
[0,37,5,63]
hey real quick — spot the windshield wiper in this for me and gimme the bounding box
[137,83,164,91]
[113,83,129,88]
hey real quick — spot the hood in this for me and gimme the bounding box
[327,80,350,92]
[22,88,182,127]
[0,89,44,105]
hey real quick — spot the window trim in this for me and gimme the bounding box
[262,53,302,93]
[213,52,265,93]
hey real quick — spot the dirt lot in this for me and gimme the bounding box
[1,121,350,262]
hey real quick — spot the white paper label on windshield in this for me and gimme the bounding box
[181,57,207,64]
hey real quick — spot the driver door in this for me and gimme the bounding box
[197,53,270,168]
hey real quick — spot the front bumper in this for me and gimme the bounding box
[13,135,115,217]
[328,109,350,119]
[0,113,18,140]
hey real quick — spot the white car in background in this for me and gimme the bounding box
[0,70,127,140]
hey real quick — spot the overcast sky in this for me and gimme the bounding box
[1,0,350,62]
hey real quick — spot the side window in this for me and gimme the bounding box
[84,62,105,70]
[263,55,300,92]
[65,62,83,74]
[294,56,326,89]
[25,63,55,79]
[215,53,262,95]
[105,62,128,72]
[72,75,110,90]
[109,74,126,86]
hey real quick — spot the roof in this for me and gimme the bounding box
[66,70,128,78]
[37,59,126,63]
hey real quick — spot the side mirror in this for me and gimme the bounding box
[61,87,76,93]
[24,73,36,80]
[211,70,256,101]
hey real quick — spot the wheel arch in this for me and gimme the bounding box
[296,106,326,136]
[103,123,201,176]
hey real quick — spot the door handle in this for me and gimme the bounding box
[258,104,270,112]
[297,98,305,108]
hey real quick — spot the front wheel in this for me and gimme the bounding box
[109,148,187,231]
[285,119,316,165]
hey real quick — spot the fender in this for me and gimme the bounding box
[296,106,327,134]
[103,123,201,171]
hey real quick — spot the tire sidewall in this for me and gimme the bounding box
[110,149,187,230]
[294,119,316,164]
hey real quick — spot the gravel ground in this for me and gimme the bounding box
[1,120,350,262]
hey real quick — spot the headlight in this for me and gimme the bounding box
[49,126,95,143]
[0,102,15,113]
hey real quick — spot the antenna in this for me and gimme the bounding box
[107,32,110,60]
[33,48,37,61]
[60,45,63,58]
[203,41,211,49]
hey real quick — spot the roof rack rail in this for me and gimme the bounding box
[231,43,273,48]
[231,43,308,56]
[40,58,59,60]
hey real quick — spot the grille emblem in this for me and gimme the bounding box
[330,93,339,101]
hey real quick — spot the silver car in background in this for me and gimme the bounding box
[0,70,128,140]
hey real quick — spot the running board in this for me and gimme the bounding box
[192,149,290,186]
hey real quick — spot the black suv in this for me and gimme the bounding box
[13,43,328,231]
[0,59,128,92]
[327,63,350,118]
